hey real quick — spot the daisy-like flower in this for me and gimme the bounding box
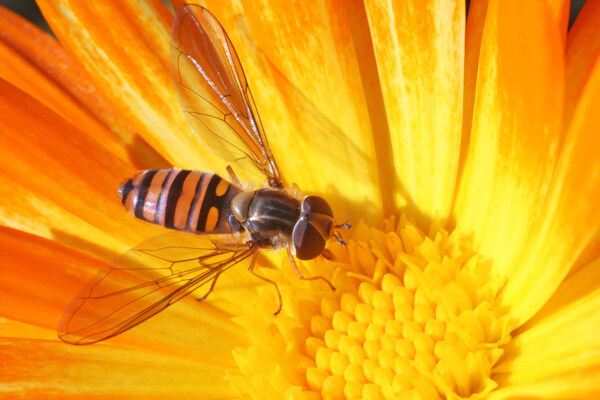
[1,0,600,398]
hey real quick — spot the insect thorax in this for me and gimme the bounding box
[231,189,300,241]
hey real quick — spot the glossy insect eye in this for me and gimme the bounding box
[293,219,326,260]
[302,196,333,217]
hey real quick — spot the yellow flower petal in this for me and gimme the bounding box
[365,0,465,223]
[1,1,598,399]
[453,0,563,283]
[491,258,600,399]
[201,0,384,222]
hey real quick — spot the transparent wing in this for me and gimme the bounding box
[170,5,282,188]
[58,232,255,345]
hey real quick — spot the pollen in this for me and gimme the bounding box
[229,215,511,399]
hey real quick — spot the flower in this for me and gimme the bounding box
[1,0,600,399]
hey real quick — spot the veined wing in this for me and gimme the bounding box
[170,5,282,188]
[58,231,255,345]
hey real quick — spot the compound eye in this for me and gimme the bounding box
[302,196,333,217]
[293,220,326,260]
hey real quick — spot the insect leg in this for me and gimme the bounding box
[290,182,301,196]
[248,250,283,315]
[320,248,335,260]
[286,247,335,291]
[226,165,243,188]
[196,270,223,302]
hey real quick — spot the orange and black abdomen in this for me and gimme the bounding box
[118,169,240,234]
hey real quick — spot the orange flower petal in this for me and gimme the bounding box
[0,226,254,360]
[453,0,563,283]
[0,226,104,330]
[0,79,162,253]
[200,0,385,222]
[463,0,489,154]
[464,0,568,185]
[365,0,465,224]
[0,6,165,170]
[498,47,600,324]
[547,0,571,40]
[565,1,600,127]
[36,0,224,172]
[1,336,241,399]
[0,174,126,261]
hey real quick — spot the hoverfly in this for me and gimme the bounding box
[58,5,349,345]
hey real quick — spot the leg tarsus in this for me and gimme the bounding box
[286,247,335,291]
[321,248,335,261]
[196,270,222,302]
[248,250,283,315]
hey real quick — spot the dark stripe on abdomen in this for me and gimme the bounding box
[154,169,174,225]
[196,175,222,232]
[186,173,207,230]
[134,170,158,218]
[164,170,191,229]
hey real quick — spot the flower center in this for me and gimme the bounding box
[230,216,510,399]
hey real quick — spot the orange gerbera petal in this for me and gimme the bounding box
[464,0,567,170]
[365,0,465,224]
[546,0,571,40]
[453,0,563,281]
[0,79,162,254]
[0,226,254,361]
[498,48,600,324]
[463,0,489,154]
[0,226,104,330]
[0,335,243,399]
[0,6,165,170]
[565,1,600,126]
[36,0,223,172]
[0,227,103,330]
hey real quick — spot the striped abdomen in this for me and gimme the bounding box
[118,169,240,234]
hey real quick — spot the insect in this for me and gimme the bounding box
[58,5,349,345]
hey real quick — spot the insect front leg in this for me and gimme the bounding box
[248,250,283,315]
[226,165,243,189]
[286,247,335,291]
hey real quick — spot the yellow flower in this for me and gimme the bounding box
[1,0,599,399]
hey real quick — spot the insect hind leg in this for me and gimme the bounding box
[196,270,223,302]
[248,250,283,316]
[286,247,335,291]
